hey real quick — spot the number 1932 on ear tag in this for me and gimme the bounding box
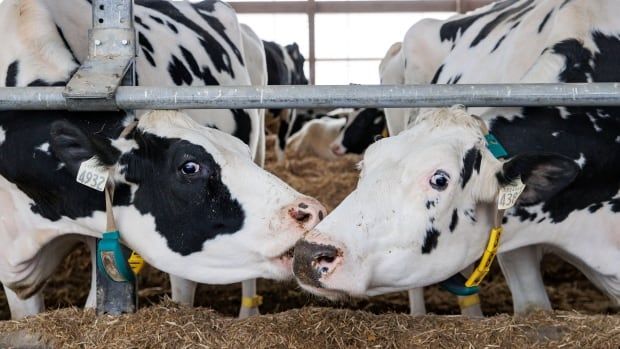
[76,157,109,192]
[498,178,526,210]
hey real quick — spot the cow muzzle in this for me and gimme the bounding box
[293,239,343,288]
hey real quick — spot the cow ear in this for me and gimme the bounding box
[50,120,120,173]
[497,153,579,205]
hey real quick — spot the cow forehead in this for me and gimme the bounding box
[136,110,251,161]
[363,111,484,174]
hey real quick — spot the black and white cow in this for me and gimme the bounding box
[0,0,326,320]
[285,108,386,160]
[40,0,274,317]
[294,0,620,315]
[262,40,309,162]
[330,108,387,156]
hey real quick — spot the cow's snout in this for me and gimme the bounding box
[285,198,326,231]
[330,143,346,156]
[293,239,342,287]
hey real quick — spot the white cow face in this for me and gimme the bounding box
[293,107,578,299]
[51,111,325,284]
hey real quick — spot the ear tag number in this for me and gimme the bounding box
[498,178,526,210]
[76,157,109,192]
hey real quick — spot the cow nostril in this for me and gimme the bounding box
[316,255,335,264]
[290,208,312,223]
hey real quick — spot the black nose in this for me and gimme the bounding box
[293,239,340,288]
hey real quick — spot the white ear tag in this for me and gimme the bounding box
[498,177,526,210]
[76,157,109,192]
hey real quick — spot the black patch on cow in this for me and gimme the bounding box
[460,147,481,188]
[450,74,462,84]
[285,43,308,85]
[149,15,164,24]
[439,0,517,42]
[537,217,546,223]
[609,198,620,212]
[552,39,592,83]
[513,207,537,222]
[421,227,440,254]
[430,64,444,84]
[55,26,79,65]
[5,61,18,87]
[464,208,477,223]
[27,79,66,87]
[231,109,251,145]
[507,5,534,23]
[426,200,435,209]
[138,31,156,67]
[179,46,219,86]
[491,34,507,53]
[0,110,131,222]
[168,55,193,86]
[167,21,178,33]
[538,9,553,33]
[341,109,386,154]
[134,15,150,30]
[559,0,573,9]
[470,0,534,48]
[191,3,244,66]
[137,0,237,77]
[449,209,459,232]
[488,32,620,223]
[122,133,244,256]
[588,202,603,213]
[191,0,219,12]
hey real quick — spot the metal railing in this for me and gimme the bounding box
[2,83,620,110]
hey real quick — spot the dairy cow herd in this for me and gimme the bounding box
[0,0,618,321]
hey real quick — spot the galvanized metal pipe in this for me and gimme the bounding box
[1,83,619,110]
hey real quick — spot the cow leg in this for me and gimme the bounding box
[84,237,97,309]
[239,279,260,318]
[3,284,44,320]
[170,275,197,306]
[408,288,426,315]
[498,246,551,314]
[276,109,293,164]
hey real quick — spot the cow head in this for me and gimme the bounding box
[293,107,578,299]
[330,108,386,156]
[285,43,308,85]
[50,110,325,284]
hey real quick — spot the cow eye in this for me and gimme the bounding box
[430,170,450,191]
[180,161,200,175]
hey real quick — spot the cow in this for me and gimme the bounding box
[293,0,620,315]
[37,0,273,318]
[0,0,327,320]
[262,40,309,163]
[329,108,387,156]
[285,108,386,160]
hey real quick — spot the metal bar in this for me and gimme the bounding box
[315,57,382,62]
[229,0,494,13]
[84,0,138,316]
[2,83,620,110]
[308,0,316,84]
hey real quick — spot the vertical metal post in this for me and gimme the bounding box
[75,0,138,315]
[308,0,316,85]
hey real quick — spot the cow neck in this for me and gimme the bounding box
[462,116,508,289]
